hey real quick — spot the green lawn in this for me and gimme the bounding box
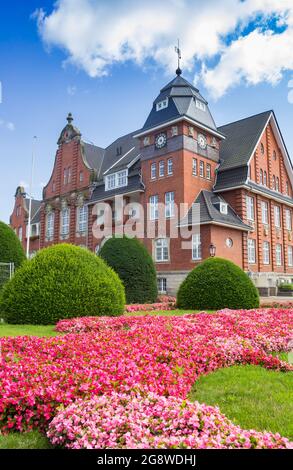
[190,365,293,440]
[0,431,51,449]
[0,324,58,337]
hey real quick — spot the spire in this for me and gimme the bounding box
[175,39,182,76]
[67,112,73,125]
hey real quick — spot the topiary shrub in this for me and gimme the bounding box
[99,236,158,304]
[0,244,125,324]
[177,257,259,310]
[0,221,26,268]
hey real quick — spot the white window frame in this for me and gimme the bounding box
[157,277,167,294]
[274,206,281,228]
[149,195,159,221]
[220,202,228,215]
[159,161,165,177]
[199,161,204,177]
[276,244,282,266]
[192,158,197,176]
[285,209,292,231]
[246,196,254,221]
[288,246,293,267]
[263,241,270,265]
[206,163,211,180]
[151,163,156,179]
[192,233,201,260]
[167,158,173,175]
[61,208,70,236]
[78,205,88,233]
[248,239,256,264]
[261,201,269,225]
[165,192,175,218]
[155,238,169,262]
[195,100,206,112]
[46,212,54,240]
[18,226,23,242]
[105,169,128,191]
[156,98,169,111]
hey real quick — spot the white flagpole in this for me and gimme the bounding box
[26,136,37,259]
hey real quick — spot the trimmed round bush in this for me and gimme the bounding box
[0,244,125,324]
[0,221,26,268]
[99,236,158,304]
[177,257,259,310]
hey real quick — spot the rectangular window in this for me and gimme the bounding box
[157,278,167,294]
[199,161,204,177]
[149,195,159,220]
[165,191,175,218]
[105,170,128,191]
[246,196,254,221]
[195,100,206,112]
[263,241,270,265]
[61,208,70,236]
[68,167,72,184]
[159,161,165,177]
[206,163,211,180]
[78,205,88,233]
[167,158,173,175]
[261,201,269,225]
[248,239,256,264]
[286,209,292,231]
[151,163,156,179]
[192,233,201,260]
[192,158,197,176]
[155,238,169,262]
[18,226,22,242]
[79,171,84,183]
[274,206,281,228]
[46,212,54,240]
[63,168,68,185]
[276,244,282,266]
[156,98,168,111]
[288,246,293,267]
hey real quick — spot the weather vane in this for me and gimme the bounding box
[175,39,182,75]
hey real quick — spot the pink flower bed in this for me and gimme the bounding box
[48,392,289,449]
[125,297,176,313]
[0,309,292,448]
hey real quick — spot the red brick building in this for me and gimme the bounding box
[10,71,293,295]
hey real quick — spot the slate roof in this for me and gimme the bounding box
[24,199,42,224]
[179,190,251,231]
[82,142,105,174]
[89,172,144,204]
[217,110,272,171]
[101,130,141,175]
[141,74,221,135]
[214,166,249,191]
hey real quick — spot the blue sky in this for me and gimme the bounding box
[1,0,293,223]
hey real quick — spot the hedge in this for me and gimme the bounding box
[0,221,26,268]
[177,257,259,310]
[99,236,158,304]
[0,244,125,324]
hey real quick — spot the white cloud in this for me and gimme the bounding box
[0,119,15,131]
[35,0,293,98]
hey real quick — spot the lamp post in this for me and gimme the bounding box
[209,243,216,257]
[26,136,37,259]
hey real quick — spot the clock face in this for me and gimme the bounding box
[198,134,207,149]
[155,133,167,149]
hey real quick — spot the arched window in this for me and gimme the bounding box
[259,169,263,184]
[263,171,267,186]
[272,175,276,190]
[260,143,265,155]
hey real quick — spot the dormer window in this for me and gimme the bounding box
[105,169,128,191]
[116,146,122,156]
[195,100,206,112]
[156,98,168,111]
[220,202,228,215]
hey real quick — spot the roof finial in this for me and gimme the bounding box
[67,112,73,125]
[175,39,182,76]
